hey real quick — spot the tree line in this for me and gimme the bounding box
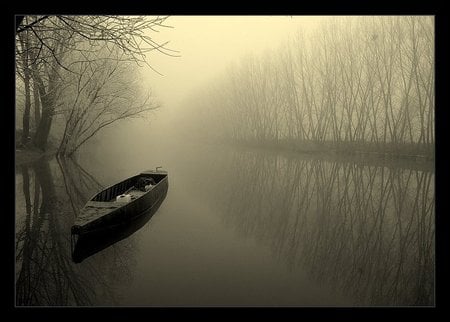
[189,16,434,157]
[16,15,176,156]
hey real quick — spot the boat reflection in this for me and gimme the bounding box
[71,186,167,263]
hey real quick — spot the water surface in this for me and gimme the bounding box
[15,136,434,306]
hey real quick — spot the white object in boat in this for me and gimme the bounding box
[116,194,131,202]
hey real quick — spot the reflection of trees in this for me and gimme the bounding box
[57,156,103,217]
[15,157,138,306]
[218,150,434,306]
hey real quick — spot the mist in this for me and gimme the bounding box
[93,16,434,161]
[15,15,435,307]
[76,17,304,153]
[144,17,321,103]
[86,16,332,161]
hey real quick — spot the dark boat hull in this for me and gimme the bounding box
[71,185,167,263]
[71,171,168,235]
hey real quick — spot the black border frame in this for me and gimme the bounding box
[4,1,448,320]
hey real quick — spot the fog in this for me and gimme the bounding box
[90,16,326,154]
[16,15,434,307]
[91,15,433,162]
[143,16,322,107]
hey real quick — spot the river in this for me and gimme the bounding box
[15,123,435,306]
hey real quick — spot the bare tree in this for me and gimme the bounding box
[189,16,434,158]
[16,15,177,152]
[57,49,159,156]
[16,15,177,71]
[16,18,37,146]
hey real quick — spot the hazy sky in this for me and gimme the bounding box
[142,16,325,112]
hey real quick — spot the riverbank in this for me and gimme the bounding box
[232,139,434,159]
[15,147,56,168]
[221,139,435,173]
[15,129,59,167]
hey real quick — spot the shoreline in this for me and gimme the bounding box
[219,141,435,173]
[230,139,434,159]
[15,148,57,168]
[15,140,435,173]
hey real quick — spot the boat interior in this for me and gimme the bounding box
[92,173,166,203]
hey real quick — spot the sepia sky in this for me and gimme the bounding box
[142,16,325,110]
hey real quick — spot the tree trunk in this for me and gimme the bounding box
[21,72,31,145]
[33,79,41,131]
[31,64,58,152]
[18,26,31,146]
[33,100,53,151]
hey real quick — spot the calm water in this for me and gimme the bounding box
[15,136,435,306]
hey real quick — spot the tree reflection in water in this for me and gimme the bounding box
[15,146,434,306]
[214,150,434,306]
[15,157,138,306]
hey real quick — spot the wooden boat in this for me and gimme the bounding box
[71,188,167,263]
[71,169,168,237]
